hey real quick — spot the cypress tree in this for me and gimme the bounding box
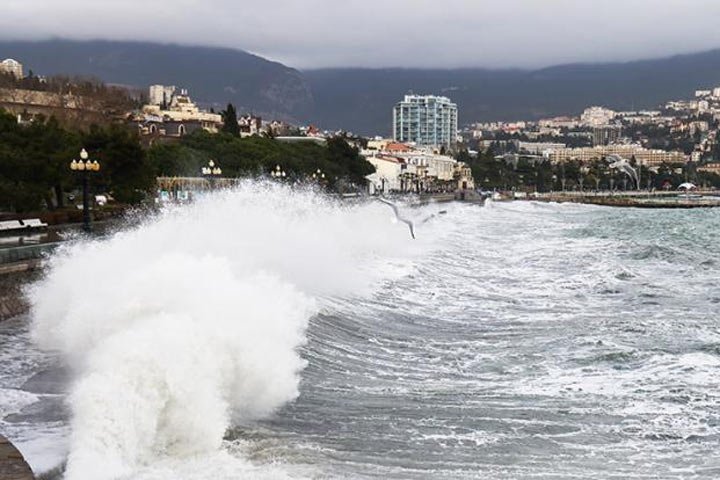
[221,103,239,135]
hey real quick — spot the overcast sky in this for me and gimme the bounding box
[4,0,720,69]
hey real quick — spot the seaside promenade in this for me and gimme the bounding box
[521,190,720,208]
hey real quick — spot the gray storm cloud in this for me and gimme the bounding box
[4,0,720,68]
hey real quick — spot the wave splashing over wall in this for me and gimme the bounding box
[28,182,435,479]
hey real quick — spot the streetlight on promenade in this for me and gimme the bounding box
[202,160,222,189]
[69,148,100,233]
[312,168,326,182]
[271,164,287,179]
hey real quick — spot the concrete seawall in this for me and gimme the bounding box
[524,192,720,209]
[0,260,41,322]
[1,266,41,480]
[0,435,35,480]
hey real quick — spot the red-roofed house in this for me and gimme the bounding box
[384,142,413,153]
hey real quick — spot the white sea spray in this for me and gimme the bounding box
[28,182,437,479]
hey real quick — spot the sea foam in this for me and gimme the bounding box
[29,182,431,479]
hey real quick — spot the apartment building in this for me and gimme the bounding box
[393,94,458,151]
[547,145,687,167]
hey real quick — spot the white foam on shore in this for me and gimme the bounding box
[27,183,441,479]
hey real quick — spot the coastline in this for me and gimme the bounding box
[515,191,720,209]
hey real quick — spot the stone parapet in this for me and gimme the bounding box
[0,264,39,321]
[0,435,35,480]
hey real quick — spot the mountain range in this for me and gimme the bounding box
[0,39,314,122]
[2,39,720,135]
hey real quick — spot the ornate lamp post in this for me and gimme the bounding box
[271,164,287,180]
[202,159,222,189]
[69,148,100,233]
[312,168,326,183]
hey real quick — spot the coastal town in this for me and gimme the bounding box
[2,51,719,331]
[2,54,720,215]
[4,3,720,480]
[1,51,720,242]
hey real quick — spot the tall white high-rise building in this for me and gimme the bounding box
[393,94,458,150]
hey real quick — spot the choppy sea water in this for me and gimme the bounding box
[2,191,720,479]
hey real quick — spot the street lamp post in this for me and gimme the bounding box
[69,148,100,233]
[271,164,287,180]
[202,159,222,189]
[312,168,326,183]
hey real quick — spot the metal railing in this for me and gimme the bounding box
[0,242,60,265]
